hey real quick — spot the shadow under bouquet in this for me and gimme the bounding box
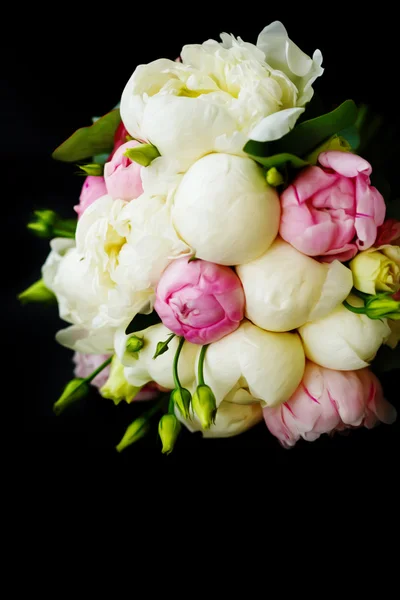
[20,21,400,454]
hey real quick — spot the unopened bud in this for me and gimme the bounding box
[18,279,56,305]
[158,414,181,455]
[192,385,217,429]
[78,163,104,176]
[53,378,90,416]
[126,335,144,355]
[365,294,400,320]
[170,387,191,420]
[116,417,150,452]
[266,167,284,187]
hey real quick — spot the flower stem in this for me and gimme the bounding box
[172,337,185,389]
[197,344,209,386]
[168,396,175,414]
[343,300,366,314]
[85,356,113,384]
[145,395,169,419]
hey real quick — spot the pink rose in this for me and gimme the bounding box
[279,151,386,261]
[263,362,396,448]
[73,352,111,389]
[376,219,400,246]
[74,176,107,218]
[154,257,245,345]
[104,140,144,201]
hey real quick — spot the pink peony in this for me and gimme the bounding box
[376,218,400,246]
[155,257,245,345]
[74,176,107,218]
[104,140,144,201]
[263,361,396,448]
[279,151,386,261]
[110,122,131,159]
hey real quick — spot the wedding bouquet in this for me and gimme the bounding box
[21,21,400,453]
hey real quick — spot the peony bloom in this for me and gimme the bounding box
[236,238,353,332]
[104,140,144,201]
[120,22,323,171]
[43,191,190,353]
[263,362,396,448]
[350,244,400,295]
[155,257,245,344]
[176,400,263,438]
[73,352,111,389]
[279,151,386,261]
[298,295,391,370]
[74,176,107,218]
[172,153,280,265]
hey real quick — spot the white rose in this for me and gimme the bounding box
[121,324,198,390]
[200,320,305,408]
[172,153,280,265]
[176,400,263,439]
[236,238,353,332]
[298,295,392,370]
[121,22,323,171]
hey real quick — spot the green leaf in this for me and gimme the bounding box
[248,153,309,170]
[338,126,360,151]
[77,163,104,176]
[275,100,358,157]
[18,279,56,305]
[124,143,160,167]
[125,310,161,335]
[52,109,121,163]
[153,333,176,359]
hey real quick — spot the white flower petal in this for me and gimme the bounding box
[249,107,304,142]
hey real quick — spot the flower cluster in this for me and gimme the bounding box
[21,21,399,453]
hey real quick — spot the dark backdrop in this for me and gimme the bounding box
[5,8,399,483]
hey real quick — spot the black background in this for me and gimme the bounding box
[5,7,399,487]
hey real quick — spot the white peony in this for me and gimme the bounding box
[120,22,323,171]
[44,192,190,353]
[172,153,280,265]
[236,238,353,332]
[176,400,263,438]
[298,295,392,370]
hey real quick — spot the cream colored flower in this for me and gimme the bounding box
[350,245,400,295]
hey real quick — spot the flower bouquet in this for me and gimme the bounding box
[20,21,400,453]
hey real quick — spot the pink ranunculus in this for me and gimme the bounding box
[104,140,144,201]
[279,151,386,262]
[73,352,111,389]
[154,257,245,345]
[263,362,396,448]
[74,176,108,218]
[376,218,400,246]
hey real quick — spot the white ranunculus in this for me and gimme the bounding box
[120,22,323,171]
[172,153,280,265]
[298,295,392,370]
[176,400,263,438]
[198,320,305,408]
[122,323,198,390]
[236,238,353,332]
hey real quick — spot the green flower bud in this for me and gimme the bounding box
[192,385,217,430]
[158,414,182,455]
[170,387,192,420]
[126,335,144,355]
[18,279,56,305]
[266,167,284,187]
[100,356,142,405]
[78,163,104,176]
[53,379,90,416]
[124,143,160,167]
[116,417,150,452]
[365,294,400,320]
